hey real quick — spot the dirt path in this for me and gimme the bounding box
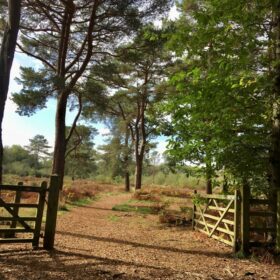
[1,192,280,280]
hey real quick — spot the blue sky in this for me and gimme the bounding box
[2,53,111,149]
[2,6,178,155]
[3,52,168,156]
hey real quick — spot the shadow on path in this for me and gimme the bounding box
[57,230,232,259]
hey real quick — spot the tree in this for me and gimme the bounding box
[12,0,172,189]
[95,119,133,191]
[3,144,52,176]
[25,134,51,169]
[65,125,97,180]
[148,150,160,184]
[0,0,21,184]
[3,145,35,176]
[162,0,275,195]
[84,26,171,189]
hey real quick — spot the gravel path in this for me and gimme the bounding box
[0,192,280,280]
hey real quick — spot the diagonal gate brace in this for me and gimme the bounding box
[0,197,32,230]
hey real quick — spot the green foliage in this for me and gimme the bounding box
[161,0,274,193]
[65,125,98,179]
[25,134,51,160]
[3,144,51,177]
[192,193,207,206]
[83,25,173,188]
[12,68,54,116]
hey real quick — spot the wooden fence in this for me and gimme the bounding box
[193,187,279,254]
[192,191,239,250]
[0,182,47,248]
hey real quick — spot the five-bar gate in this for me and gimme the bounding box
[192,191,239,250]
[0,182,47,248]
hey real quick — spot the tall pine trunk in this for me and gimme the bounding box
[0,0,21,184]
[124,127,130,192]
[135,154,143,190]
[51,92,68,189]
[125,172,130,192]
[268,4,280,233]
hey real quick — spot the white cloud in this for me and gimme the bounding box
[98,127,110,136]
[154,4,180,27]
[156,139,168,163]
[168,5,180,20]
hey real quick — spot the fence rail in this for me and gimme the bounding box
[193,191,238,250]
[0,181,47,248]
[193,187,279,254]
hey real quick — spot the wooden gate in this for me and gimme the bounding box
[0,182,47,248]
[192,191,239,250]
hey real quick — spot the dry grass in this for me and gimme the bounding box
[136,186,192,199]
[133,190,161,202]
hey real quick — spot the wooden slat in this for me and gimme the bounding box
[0,216,37,222]
[194,219,234,236]
[249,199,270,205]
[0,198,32,230]
[250,241,275,247]
[250,211,276,217]
[250,227,276,233]
[212,234,234,246]
[194,212,234,225]
[33,181,47,248]
[195,227,233,246]
[208,205,234,213]
[11,184,22,233]
[197,204,210,234]
[0,182,48,246]
[0,185,42,193]
[202,194,235,200]
[212,198,234,243]
[195,227,208,236]
[3,203,38,208]
[0,228,34,233]
[0,238,34,244]
[209,199,234,237]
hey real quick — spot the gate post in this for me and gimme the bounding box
[44,175,60,250]
[233,190,240,252]
[276,191,280,253]
[192,190,197,230]
[9,182,23,237]
[240,184,250,255]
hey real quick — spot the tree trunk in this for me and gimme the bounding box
[135,154,143,190]
[268,4,280,236]
[0,0,21,184]
[205,162,212,194]
[206,177,212,194]
[124,126,130,192]
[51,92,68,189]
[125,172,130,192]
[222,174,229,193]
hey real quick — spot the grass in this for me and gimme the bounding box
[127,199,155,205]
[112,203,160,215]
[142,172,206,189]
[107,214,120,222]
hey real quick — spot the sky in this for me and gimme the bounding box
[2,5,179,157]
